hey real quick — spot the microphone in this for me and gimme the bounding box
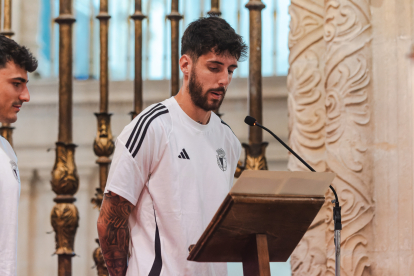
[243,116,339,204]
[244,116,256,126]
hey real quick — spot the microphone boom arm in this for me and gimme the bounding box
[245,116,342,276]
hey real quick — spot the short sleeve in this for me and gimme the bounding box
[105,103,170,205]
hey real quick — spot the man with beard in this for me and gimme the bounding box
[0,35,37,276]
[97,16,247,276]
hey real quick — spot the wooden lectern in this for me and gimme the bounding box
[188,170,335,276]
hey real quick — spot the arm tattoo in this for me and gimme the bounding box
[97,191,134,276]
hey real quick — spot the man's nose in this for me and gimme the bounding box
[19,87,30,102]
[218,71,230,87]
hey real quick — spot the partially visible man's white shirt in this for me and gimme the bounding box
[0,136,20,276]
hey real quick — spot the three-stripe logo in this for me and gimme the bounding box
[125,103,169,158]
[178,149,190,160]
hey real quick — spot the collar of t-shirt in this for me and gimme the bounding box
[171,96,215,133]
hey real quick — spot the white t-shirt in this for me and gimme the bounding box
[0,136,20,276]
[105,97,241,276]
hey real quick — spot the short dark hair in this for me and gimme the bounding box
[181,16,248,61]
[0,35,38,72]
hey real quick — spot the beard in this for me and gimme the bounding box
[188,68,226,112]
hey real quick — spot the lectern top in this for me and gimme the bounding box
[230,170,335,197]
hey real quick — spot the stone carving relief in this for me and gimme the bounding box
[288,0,328,275]
[324,0,374,275]
[288,0,326,173]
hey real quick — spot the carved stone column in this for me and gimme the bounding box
[51,1,79,275]
[130,0,146,119]
[167,0,182,96]
[324,0,374,275]
[0,0,15,146]
[287,0,328,275]
[241,1,268,172]
[91,1,114,275]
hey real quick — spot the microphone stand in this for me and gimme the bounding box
[246,118,342,276]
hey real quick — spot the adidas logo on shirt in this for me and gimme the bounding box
[178,148,190,160]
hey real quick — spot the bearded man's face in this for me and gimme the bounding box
[187,51,238,111]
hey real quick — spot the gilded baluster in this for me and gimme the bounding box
[167,0,183,96]
[238,0,267,175]
[91,1,114,275]
[207,0,221,16]
[51,1,78,275]
[130,0,147,119]
[207,0,223,118]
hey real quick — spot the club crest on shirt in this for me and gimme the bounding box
[216,148,227,172]
[10,160,20,184]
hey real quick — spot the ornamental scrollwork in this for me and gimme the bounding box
[93,113,115,157]
[51,142,79,195]
[324,0,374,275]
[51,203,79,255]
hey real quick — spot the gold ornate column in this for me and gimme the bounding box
[324,0,373,275]
[167,0,182,96]
[207,0,221,16]
[239,1,268,173]
[130,0,146,119]
[51,1,79,276]
[0,0,15,146]
[91,1,114,275]
[287,0,328,275]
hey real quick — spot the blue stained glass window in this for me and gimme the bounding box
[37,0,52,78]
[73,0,92,80]
[37,0,291,80]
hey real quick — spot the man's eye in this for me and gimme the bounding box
[209,67,219,71]
[228,70,234,74]
[13,83,21,87]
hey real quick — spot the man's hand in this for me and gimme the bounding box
[97,191,134,276]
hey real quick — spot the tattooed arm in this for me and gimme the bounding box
[97,191,134,276]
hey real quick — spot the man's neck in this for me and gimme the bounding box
[174,88,211,125]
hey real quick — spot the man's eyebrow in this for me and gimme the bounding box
[207,61,238,68]
[11,77,28,83]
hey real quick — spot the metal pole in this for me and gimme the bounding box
[0,0,15,146]
[238,0,268,173]
[335,230,341,276]
[207,0,221,16]
[1,0,13,37]
[208,0,222,118]
[91,1,113,275]
[130,0,146,119]
[51,1,79,276]
[167,0,182,96]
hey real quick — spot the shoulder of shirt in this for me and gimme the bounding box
[216,115,237,138]
[117,99,172,147]
[0,135,17,162]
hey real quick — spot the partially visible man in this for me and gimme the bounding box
[0,35,38,276]
[97,16,247,276]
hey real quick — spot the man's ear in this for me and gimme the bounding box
[179,54,192,77]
